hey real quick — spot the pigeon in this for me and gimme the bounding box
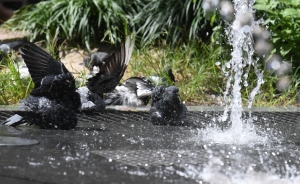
[0,40,22,61]
[103,66,175,106]
[104,77,155,106]
[77,36,135,111]
[83,52,110,73]
[2,40,81,130]
[0,40,22,53]
[150,85,187,125]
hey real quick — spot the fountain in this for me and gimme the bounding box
[200,0,268,145]
[1,0,300,184]
[189,0,300,183]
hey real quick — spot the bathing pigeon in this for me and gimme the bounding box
[0,40,22,61]
[77,36,135,111]
[104,77,155,106]
[2,39,81,130]
[103,66,175,106]
[0,40,22,53]
[83,52,110,73]
[150,85,187,125]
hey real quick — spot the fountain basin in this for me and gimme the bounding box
[0,107,300,183]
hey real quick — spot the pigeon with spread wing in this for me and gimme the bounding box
[2,40,81,130]
[77,36,135,111]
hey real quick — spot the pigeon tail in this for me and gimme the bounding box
[2,114,26,126]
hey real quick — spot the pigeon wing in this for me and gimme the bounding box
[123,77,155,97]
[87,36,135,95]
[20,40,74,96]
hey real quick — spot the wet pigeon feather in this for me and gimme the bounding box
[78,36,135,110]
[20,40,73,98]
[104,77,155,106]
[86,36,135,96]
[103,65,175,107]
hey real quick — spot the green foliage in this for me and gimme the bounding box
[3,0,214,48]
[0,53,33,105]
[133,0,212,46]
[248,70,299,106]
[129,40,229,104]
[254,0,300,66]
[3,0,143,50]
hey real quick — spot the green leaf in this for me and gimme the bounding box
[254,4,269,11]
[269,1,279,9]
[263,18,276,25]
[210,14,216,27]
[280,44,293,57]
[280,8,300,17]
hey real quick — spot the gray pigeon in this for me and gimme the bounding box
[104,77,155,106]
[2,40,81,130]
[0,40,22,53]
[0,40,22,61]
[150,85,187,125]
[104,66,176,106]
[77,36,135,111]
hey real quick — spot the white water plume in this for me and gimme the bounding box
[200,0,267,145]
[199,156,300,184]
[177,155,300,184]
[222,0,264,123]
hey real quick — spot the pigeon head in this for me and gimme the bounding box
[162,86,180,102]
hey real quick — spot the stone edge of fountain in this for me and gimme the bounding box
[0,104,299,112]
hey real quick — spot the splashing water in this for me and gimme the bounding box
[185,156,300,184]
[202,0,266,144]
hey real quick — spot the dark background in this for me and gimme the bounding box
[2,0,42,10]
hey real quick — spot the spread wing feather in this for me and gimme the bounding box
[20,39,74,96]
[87,36,135,95]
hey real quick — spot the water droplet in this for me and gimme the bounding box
[79,170,85,175]
[226,62,231,68]
[243,25,251,33]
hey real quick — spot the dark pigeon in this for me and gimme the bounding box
[77,36,135,111]
[2,40,81,130]
[103,66,175,106]
[83,52,110,73]
[150,85,187,125]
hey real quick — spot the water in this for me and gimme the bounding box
[193,0,300,182]
[222,0,263,133]
[201,0,266,145]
